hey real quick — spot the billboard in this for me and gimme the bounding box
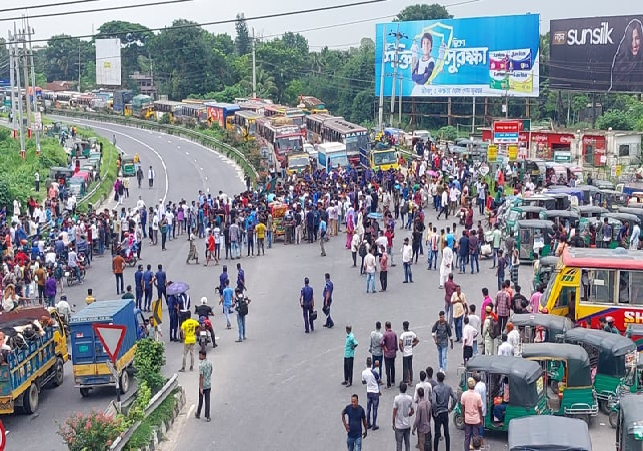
[95,39,122,86]
[550,15,643,92]
[374,14,540,98]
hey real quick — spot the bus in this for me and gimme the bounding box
[256,117,304,164]
[298,95,328,115]
[238,100,269,115]
[205,102,240,129]
[263,104,306,128]
[153,100,183,122]
[232,110,263,141]
[540,247,643,348]
[321,119,369,165]
[305,113,341,144]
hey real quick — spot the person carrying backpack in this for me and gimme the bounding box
[358,240,369,275]
[482,305,499,355]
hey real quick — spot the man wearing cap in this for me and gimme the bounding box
[461,376,483,451]
[299,277,315,333]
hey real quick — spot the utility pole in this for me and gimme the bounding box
[78,42,81,92]
[26,19,40,154]
[472,97,476,135]
[20,25,31,130]
[8,30,17,139]
[377,27,386,130]
[251,28,257,98]
[388,28,408,127]
[11,23,25,158]
[398,76,402,125]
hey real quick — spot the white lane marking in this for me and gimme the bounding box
[185,152,189,155]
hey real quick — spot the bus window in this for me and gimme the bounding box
[556,286,575,308]
[619,271,643,305]
[586,269,616,304]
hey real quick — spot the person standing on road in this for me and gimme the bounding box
[341,394,367,451]
[112,252,125,295]
[233,288,250,342]
[378,245,389,292]
[369,322,384,380]
[236,263,246,292]
[168,293,179,342]
[393,382,414,451]
[179,311,199,372]
[322,273,334,329]
[219,278,234,329]
[412,386,432,451]
[439,246,454,289]
[343,325,358,387]
[399,321,419,385]
[401,237,413,283]
[154,264,167,306]
[195,348,212,422]
[362,356,381,431]
[431,311,453,373]
[380,321,398,389]
[461,377,483,451]
[363,247,377,293]
[319,215,327,257]
[148,165,155,189]
[299,277,315,333]
[473,372,487,447]
[143,264,154,311]
[432,372,456,451]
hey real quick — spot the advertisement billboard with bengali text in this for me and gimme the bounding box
[550,15,643,92]
[374,14,540,98]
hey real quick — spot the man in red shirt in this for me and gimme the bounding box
[205,231,217,266]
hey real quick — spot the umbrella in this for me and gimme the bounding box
[367,212,383,220]
[426,170,439,178]
[167,281,190,296]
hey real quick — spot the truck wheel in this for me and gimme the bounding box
[23,383,39,414]
[80,388,91,398]
[609,410,618,428]
[52,357,64,387]
[119,370,130,394]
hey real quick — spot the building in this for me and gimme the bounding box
[45,81,75,92]
[129,72,157,98]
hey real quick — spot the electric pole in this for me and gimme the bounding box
[377,27,386,130]
[252,28,257,98]
[388,27,407,128]
[8,30,17,139]
[10,23,25,158]
[78,42,82,92]
[20,25,31,130]
[26,19,40,154]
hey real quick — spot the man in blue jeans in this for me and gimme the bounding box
[342,394,367,451]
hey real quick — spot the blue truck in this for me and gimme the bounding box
[70,300,141,398]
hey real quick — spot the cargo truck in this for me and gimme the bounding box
[70,300,141,398]
[359,145,399,172]
[0,307,69,414]
[316,142,349,172]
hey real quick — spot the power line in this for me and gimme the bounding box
[0,0,192,22]
[0,0,100,13]
[32,0,387,43]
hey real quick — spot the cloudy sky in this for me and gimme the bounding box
[2,0,642,48]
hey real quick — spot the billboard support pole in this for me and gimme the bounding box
[398,76,402,125]
[377,27,386,131]
[472,97,476,135]
[389,26,400,127]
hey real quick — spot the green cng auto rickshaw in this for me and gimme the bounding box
[533,256,560,291]
[509,416,592,451]
[505,206,546,235]
[609,359,643,428]
[539,210,580,234]
[516,194,557,210]
[599,189,629,210]
[121,156,136,177]
[453,355,548,432]
[512,313,573,345]
[515,219,555,262]
[578,216,623,248]
[521,343,598,421]
[615,395,643,451]
[574,205,609,219]
[617,207,643,226]
[603,213,641,242]
[563,328,638,414]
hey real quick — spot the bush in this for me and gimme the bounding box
[134,338,166,393]
[58,410,125,451]
[436,125,458,142]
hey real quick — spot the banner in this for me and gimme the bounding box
[95,39,122,86]
[375,14,540,98]
[508,145,518,161]
[550,15,643,92]
[488,145,498,162]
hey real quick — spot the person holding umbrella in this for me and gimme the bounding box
[167,281,191,327]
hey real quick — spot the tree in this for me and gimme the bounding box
[395,3,452,21]
[0,38,9,80]
[596,109,635,131]
[43,35,94,83]
[235,13,251,56]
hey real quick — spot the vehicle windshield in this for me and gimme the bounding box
[276,136,303,153]
[329,155,349,168]
[291,116,304,127]
[541,274,556,309]
[289,156,309,168]
[248,122,256,136]
[373,151,397,165]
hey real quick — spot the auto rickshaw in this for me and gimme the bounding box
[508,416,592,451]
[603,212,641,241]
[599,189,629,210]
[617,207,643,225]
[68,175,86,197]
[516,194,557,210]
[49,166,74,186]
[453,355,548,432]
[615,395,643,450]
[578,216,623,248]
[609,359,643,428]
[505,206,545,235]
[574,205,608,219]
[533,256,560,291]
[539,210,580,234]
[512,313,573,346]
[545,192,573,210]
[592,178,616,190]
[546,186,585,205]
[521,343,598,421]
[121,156,136,177]
[563,328,638,414]
[515,219,555,262]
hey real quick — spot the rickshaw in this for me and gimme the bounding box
[574,205,608,219]
[578,216,623,248]
[524,159,547,186]
[505,205,545,235]
[539,210,580,234]
[515,219,555,262]
[563,328,638,414]
[512,313,573,346]
[533,256,560,291]
[453,355,548,432]
[615,395,643,451]
[521,343,598,421]
[626,192,643,207]
[121,156,136,177]
[545,163,570,186]
[508,416,592,451]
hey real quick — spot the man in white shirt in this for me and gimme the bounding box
[363,248,378,294]
[462,316,477,363]
[148,166,155,188]
[631,223,641,250]
[399,321,419,385]
[497,333,514,356]
[361,357,381,430]
[413,370,433,406]
[401,237,413,283]
[393,382,415,450]
[467,305,481,355]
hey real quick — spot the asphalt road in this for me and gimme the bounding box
[5,119,617,451]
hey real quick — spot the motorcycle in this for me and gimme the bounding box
[65,262,86,286]
[197,329,210,349]
[118,244,138,267]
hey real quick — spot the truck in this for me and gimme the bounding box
[287,152,312,175]
[112,89,134,115]
[403,130,432,148]
[316,142,349,172]
[359,144,399,172]
[70,299,141,398]
[0,307,69,414]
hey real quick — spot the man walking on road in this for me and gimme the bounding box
[399,321,419,385]
[362,357,381,431]
[299,277,315,333]
[148,165,155,188]
[112,252,125,295]
[380,321,397,389]
[322,273,334,328]
[432,372,456,451]
[179,312,199,372]
[195,349,212,422]
[393,382,414,451]
[343,325,358,387]
[401,237,414,283]
[341,394,367,451]
[431,311,453,374]
[461,377,483,451]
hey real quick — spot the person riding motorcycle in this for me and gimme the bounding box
[195,297,216,349]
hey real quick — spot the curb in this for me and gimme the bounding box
[138,385,186,451]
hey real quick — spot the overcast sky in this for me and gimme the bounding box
[3,0,643,48]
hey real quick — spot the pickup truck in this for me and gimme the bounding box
[0,307,69,414]
[70,299,141,397]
